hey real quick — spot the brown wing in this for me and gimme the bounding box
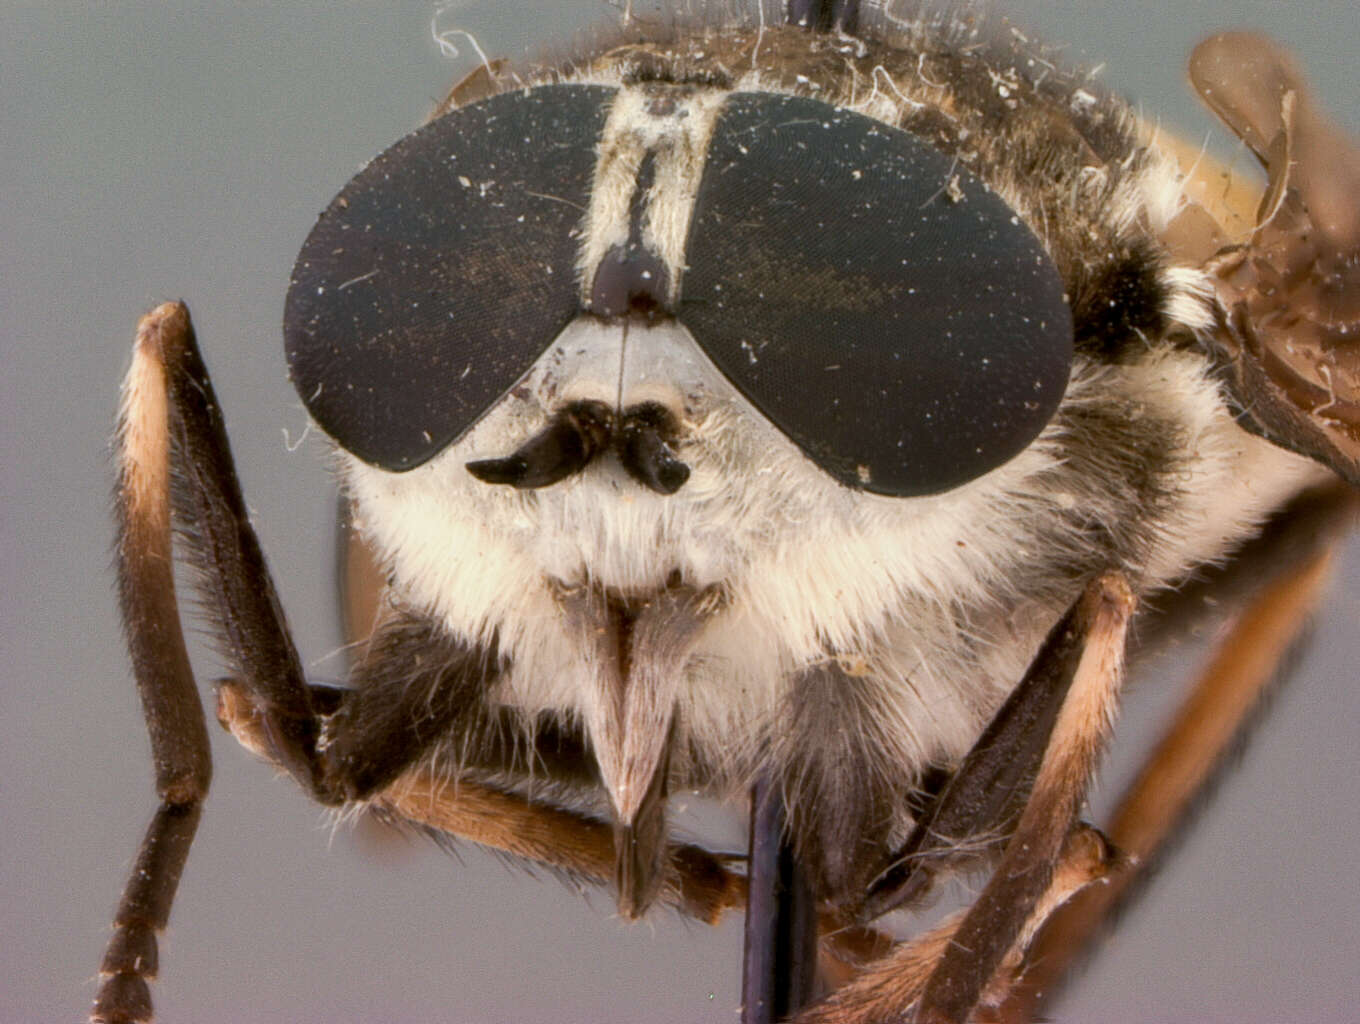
[1185,32,1360,484]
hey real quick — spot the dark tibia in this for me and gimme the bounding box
[913,574,1133,1024]
[865,576,1126,919]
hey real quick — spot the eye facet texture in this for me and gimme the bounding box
[285,86,613,470]
[683,93,1073,496]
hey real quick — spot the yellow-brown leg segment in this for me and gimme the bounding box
[998,487,1358,1022]
[388,767,750,925]
[797,572,1136,1024]
[800,825,1122,1024]
[217,677,748,926]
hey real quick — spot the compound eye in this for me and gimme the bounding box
[284,85,613,471]
[680,93,1073,496]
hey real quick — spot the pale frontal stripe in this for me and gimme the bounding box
[575,91,647,293]
[575,85,730,305]
[640,88,730,300]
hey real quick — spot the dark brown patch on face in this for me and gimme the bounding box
[1038,377,1189,594]
[772,660,898,904]
[1071,241,1168,357]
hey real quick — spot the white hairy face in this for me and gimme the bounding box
[331,62,1325,832]
[345,233,1319,826]
[340,45,1323,841]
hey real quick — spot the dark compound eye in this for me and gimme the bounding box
[285,85,1073,497]
[680,93,1073,496]
[284,85,613,471]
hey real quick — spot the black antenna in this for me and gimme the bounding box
[786,0,859,34]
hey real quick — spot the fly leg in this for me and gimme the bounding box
[93,303,320,1023]
[795,571,1136,1024]
[999,484,1358,1021]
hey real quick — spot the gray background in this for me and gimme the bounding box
[4,2,1358,1022]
